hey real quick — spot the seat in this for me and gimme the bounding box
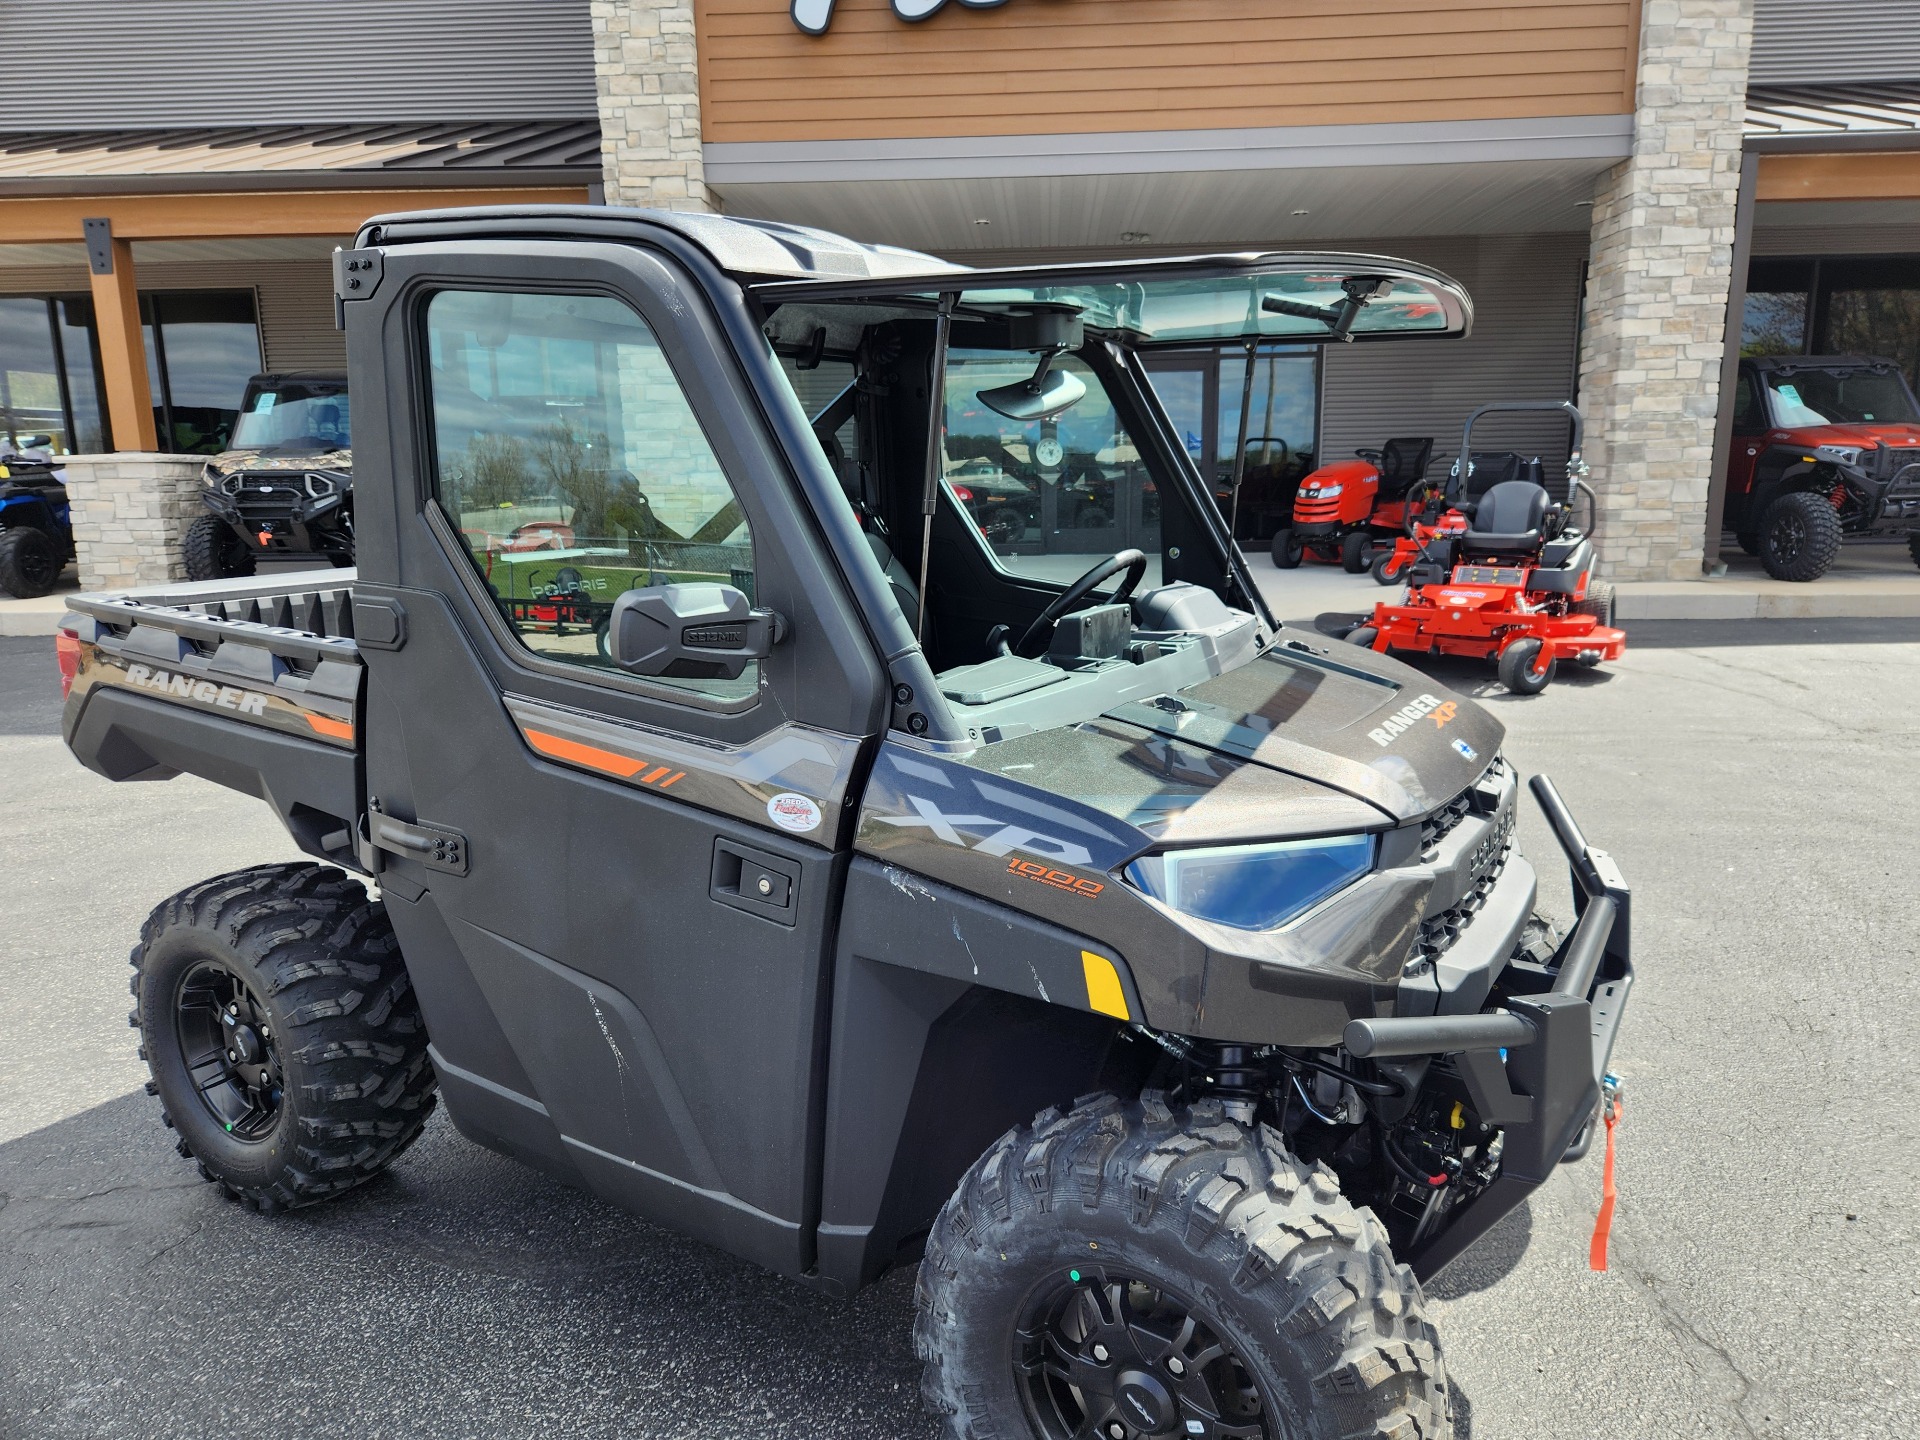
[1464,480,1550,555]
[1374,437,1433,498]
[1458,450,1522,499]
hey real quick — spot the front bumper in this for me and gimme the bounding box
[1345,774,1634,1281]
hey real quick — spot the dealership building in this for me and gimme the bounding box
[2,0,1918,584]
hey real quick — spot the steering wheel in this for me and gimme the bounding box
[1012,549,1148,657]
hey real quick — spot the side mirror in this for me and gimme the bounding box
[609,583,784,680]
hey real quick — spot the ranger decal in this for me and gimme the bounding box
[122,663,270,716]
[1367,693,1450,748]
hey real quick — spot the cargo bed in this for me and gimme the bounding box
[60,571,369,872]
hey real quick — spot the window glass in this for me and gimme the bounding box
[943,350,1161,587]
[1730,372,1762,433]
[1742,291,1808,356]
[55,297,106,453]
[1215,348,1317,545]
[1760,367,1920,426]
[426,289,757,699]
[143,291,262,454]
[0,297,66,453]
[232,379,350,451]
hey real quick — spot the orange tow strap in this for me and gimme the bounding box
[1588,1092,1623,1271]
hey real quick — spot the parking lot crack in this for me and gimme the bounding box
[1614,1243,1766,1439]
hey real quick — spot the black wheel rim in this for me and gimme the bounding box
[1014,1267,1269,1440]
[1768,511,1805,564]
[174,961,283,1140]
[10,532,58,588]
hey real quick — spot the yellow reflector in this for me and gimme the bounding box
[1081,951,1130,1021]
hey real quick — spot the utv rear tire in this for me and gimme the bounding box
[131,862,436,1211]
[182,513,255,582]
[1340,530,1373,573]
[1735,531,1760,557]
[1757,490,1841,582]
[1271,528,1304,569]
[915,1093,1449,1440]
[1572,578,1616,630]
[0,525,62,598]
[1497,637,1555,695]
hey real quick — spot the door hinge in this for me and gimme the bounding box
[365,797,468,876]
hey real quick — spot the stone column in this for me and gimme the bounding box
[592,0,716,211]
[62,453,208,592]
[1578,0,1754,581]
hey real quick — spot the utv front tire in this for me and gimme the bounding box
[915,1093,1449,1440]
[0,525,63,598]
[1757,490,1840,582]
[131,862,435,1211]
[182,513,256,582]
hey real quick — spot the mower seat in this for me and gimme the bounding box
[1458,450,1523,499]
[1464,480,1550,555]
[1373,437,1433,498]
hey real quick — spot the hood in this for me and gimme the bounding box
[1102,638,1503,823]
[209,447,353,474]
[1774,423,1920,451]
[955,635,1505,845]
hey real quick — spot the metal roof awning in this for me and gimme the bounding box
[1747,84,1920,152]
[0,121,602,196]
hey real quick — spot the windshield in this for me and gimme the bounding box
[943,350,1163,588]
[1762,368,1920,427]
[230,381,351,451]
[915,273,1453,346]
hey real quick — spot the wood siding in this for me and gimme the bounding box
[696,0,1640,143]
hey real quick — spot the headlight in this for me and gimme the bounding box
[1124,834,1375,932]
[1310,484,1343,499]
[1815,444,1867,468]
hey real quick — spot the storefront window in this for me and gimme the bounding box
[1743,258,1812,357]
[1742,255,1920,394]
[1822,258,1920,385]
[1146,346,1318,547]
[143,291,263,454]
[0,297,67,451]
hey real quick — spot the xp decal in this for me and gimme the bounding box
[791,0,1006,34]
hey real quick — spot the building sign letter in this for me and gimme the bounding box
[792,0,1008,35]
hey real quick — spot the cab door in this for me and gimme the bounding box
[344,240,886,1275]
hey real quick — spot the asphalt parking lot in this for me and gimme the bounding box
[5,620,1920,1439]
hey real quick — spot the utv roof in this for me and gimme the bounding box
[1746,354,1904,374]
[355,203,963,283]
[351,204,1474,343]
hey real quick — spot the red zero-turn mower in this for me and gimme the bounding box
[1272,436,1434,573]
[1347,401,1625,694]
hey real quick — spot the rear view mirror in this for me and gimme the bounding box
[609,583,784,680]
[976,351,1087,422]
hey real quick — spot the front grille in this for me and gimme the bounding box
[1408,757,1515,970]
[1419,755,1509,860]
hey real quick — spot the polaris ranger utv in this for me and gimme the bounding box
[183,371,353,579]
[58,208,1633,1440]
[1725,354,1920,581]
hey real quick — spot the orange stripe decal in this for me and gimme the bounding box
[639,764,671,785]
[304,712,355,741]
[659,771,686,788]
[522,726,648,779]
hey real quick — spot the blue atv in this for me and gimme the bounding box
[0,447,74,598]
